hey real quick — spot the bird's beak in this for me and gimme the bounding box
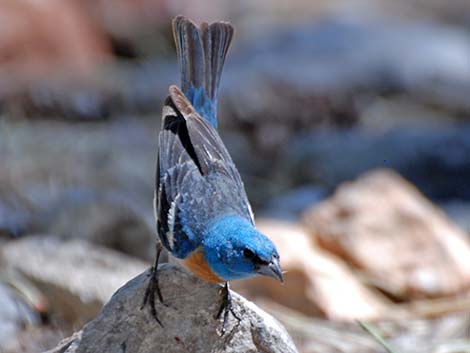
[257,257,283,283]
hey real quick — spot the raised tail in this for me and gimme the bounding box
[172,16,234,128]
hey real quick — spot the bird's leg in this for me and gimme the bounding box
[141,241,165,326]
[216,282,241,334]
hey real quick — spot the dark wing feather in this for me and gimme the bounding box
[159,96,203,174]
[156,161,199,257]
[155,96,202,256]
[169,85,233,170]
[169,85,254,223]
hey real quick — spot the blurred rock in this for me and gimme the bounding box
[441,200,470,235]
[286,125,470,201]
[0,0,109,80]
[1,269,49,316]
[0,0,114,121]
[13,326,65,353]
[303,169,470,299]
[0,236,148,326]
[4,80,114,121]
[3,15,468,128]
[0,187,36,238]
[0,119,157,260]
[44,264,298,353]
[387,313,470,353]
[256,299,470,353]
[233,219,388,321]
[0,280,40,352]
[47,193,155,261]
[262,302,387,353]
[219,18,470,149]
[260,185,325,220]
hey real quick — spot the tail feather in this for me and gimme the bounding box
[172,16,233,128]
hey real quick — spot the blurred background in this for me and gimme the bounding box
[0,0,469,352]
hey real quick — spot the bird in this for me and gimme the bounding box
[142,15,283,332]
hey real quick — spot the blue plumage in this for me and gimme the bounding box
[172,16,233,128]
[203,215,279,281]
[186,87,216,127]
[154,16,282,284]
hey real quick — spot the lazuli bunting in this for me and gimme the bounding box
[142,16,283,330]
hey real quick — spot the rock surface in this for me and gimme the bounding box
[259,186,326,220]
[0,119,157,259]
[234,220,388,320]
[0,186,36,238]
[0,0,109,79]
[45,264,298,353]
[0,281,40,352]
[286,126,470,200]
[303,169,470,299]
[0,236,148,325]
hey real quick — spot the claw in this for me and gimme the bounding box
[216,282,241,335]
[141,242,165,326]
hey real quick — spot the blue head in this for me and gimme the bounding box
[202,215,283,282]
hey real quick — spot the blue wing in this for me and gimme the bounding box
[155,86,253,259]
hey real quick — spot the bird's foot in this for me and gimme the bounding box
[141,242,166,326]
[216,282,241,335]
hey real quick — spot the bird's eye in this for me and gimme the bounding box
[243,248,255,259]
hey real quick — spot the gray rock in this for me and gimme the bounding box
[286,125,470,201]
[46,264,298,353]
[0,186,36,238]
[1,236,148,326]
[47,192,156,261]
[0,281,40,352]
[441,201,470,235]
[4,17,469,130]
[260,185,326,220]
[218,18,470,150]
[0,119,157,260]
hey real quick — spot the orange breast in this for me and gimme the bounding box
[181,248,223,283]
